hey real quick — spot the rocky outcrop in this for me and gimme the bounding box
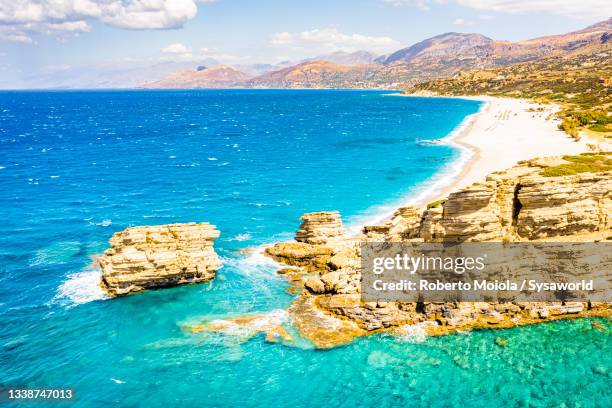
[419,205,444,242]
[264,242,334,272]
[263,153,612,348]
[419,157,611,242]
[99,222,221,296]
[438,182,503,242]
[362,206,423,240]
[295,211,344,245]
[387,206,422,240]
[516,172,612,239]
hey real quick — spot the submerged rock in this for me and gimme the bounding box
[186,310,293,344]
[99,222,221,296]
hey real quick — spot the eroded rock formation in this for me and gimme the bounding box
[259,153,612,348]
[295,211,345,245]
[413,157,611,243]
[99,222,221,296]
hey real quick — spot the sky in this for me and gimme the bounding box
[0,0,610,88]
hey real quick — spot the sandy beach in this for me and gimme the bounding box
[411,96,592,207]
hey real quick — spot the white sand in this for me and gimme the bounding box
[347,95,597,232]
[415,96,591,205]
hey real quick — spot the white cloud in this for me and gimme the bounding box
[0,0,207,43]
[162,42,191,53]
[2,33,35,44]
[44,64,72,71]
[382,0,612,18]
[270,28,402,54]
[270,32,293,46]
[382,0,433,10]
[452,18,473,26]
[457,0,612,18]
[199,47,247,62]
[157,43,246,64]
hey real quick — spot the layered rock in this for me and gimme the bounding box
[516,172,611,239]
[295,211,344,245]
[264,242,333,272]
[419,204,444,242]
[439,182,503,242]
[418,157,611,242]
[99,222,221,296]
[263,153,612,348]
[387,206,422,239]
[362,206,423,241]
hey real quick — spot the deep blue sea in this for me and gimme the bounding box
[0,90,610,407]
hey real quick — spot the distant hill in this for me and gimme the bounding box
[400,18,612,139]
[142,17,611,90]
[376,18,611,83]
[244,60,379,89]
[141,65,252,89]
[303,50,379,65]
[406,43,611,138]
[380,32,494,65]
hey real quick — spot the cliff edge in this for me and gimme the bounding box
[256,152,612,348]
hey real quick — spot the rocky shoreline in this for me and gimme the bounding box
[198,152,611,348]
[97,152,611,348]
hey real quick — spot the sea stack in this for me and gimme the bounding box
[99,222,221,296]
[295,211,344,244]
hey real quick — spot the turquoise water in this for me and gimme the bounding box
[0,90,609,407]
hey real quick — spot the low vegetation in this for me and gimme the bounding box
[541,153,612,177]
[426,199,446,209]
[405,48,612,138]
[590,123,612,132]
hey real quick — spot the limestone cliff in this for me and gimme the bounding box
[99,222,221,296]
[295,211,344,245]
[420,156,611,242]
[258,152,612,348]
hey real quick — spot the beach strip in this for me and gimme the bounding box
[409,96,592,208]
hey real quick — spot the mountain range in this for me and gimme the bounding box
[143,17,611,90]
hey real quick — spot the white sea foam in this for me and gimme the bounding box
[415,139,445,146]
[395,322,432,343]
[220,245,280,279]
[29,241,82,266]
[228,233,252,242]
[98,219,112,227]
[54,268,108,307]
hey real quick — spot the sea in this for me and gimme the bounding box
[0,90,610,407]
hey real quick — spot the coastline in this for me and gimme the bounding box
[338,95,593,234]
[398,95,591,208]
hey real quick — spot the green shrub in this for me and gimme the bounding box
[542,154,612,177]
[426,199,446,209]
[559,117,579,138]
[589,123,611,132]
